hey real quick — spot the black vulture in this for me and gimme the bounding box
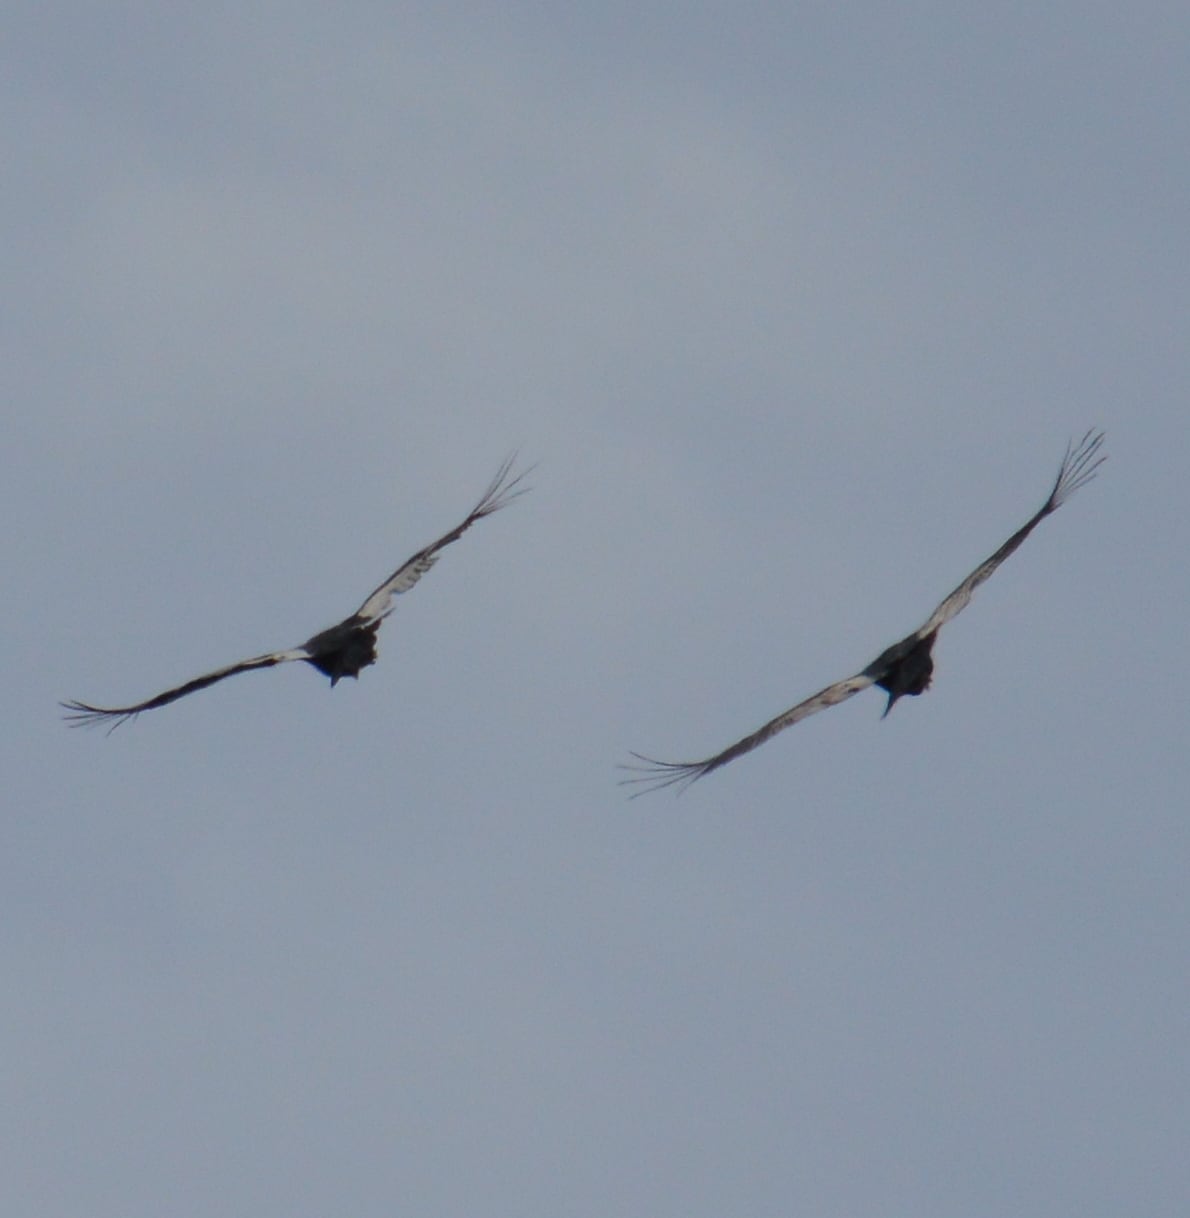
[622,431,1105,795]
[63,457,530,731]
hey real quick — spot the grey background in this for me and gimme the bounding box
[5,5,1187,1215]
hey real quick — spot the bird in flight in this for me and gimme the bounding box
[62,457,530,731]
[621,430,1106,796]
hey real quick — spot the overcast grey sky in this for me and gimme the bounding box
[5,4,1188,1215]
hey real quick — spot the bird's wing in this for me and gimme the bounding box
[620,672,875,796]
[911,429,1105,641]
[353,455,531,624]
[60,648,310,732]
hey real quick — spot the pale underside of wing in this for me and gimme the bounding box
[353,455,530,624]
[912,428,1105,642]
[620,672,875,796]
[60,648,309,731]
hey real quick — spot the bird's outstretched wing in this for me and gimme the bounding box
[910,428,1105,640]
[620,673,875,796]
[353,455,532,624]
[60,649,310,732]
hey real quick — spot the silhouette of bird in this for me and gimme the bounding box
[621,431,1105,795]
[62,457,530,731]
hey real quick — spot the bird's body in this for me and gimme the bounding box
[869,630,937,716]
[63,457,529,730]
[301,618,382,684]
[622,430,1105,795]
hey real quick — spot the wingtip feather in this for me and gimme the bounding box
[1049,428,1106,510]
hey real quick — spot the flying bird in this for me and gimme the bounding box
[62,457,530,731]
[621,430,1105,795]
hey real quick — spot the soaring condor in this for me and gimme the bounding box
[63,457,530,731]
[622,431,1105,795]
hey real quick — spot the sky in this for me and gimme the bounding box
[4,4,1188,1215]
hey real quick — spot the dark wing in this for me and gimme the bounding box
[353,455,531,625]
[620,672,875,796]
[60,648,309,732]
[909,429,1105,642]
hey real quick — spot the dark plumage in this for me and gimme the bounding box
[622,431,1106,795]
[62,457,530,731]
